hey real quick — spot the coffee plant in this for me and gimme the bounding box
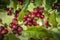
[0,0,60,40]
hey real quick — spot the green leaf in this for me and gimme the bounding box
[28,3,35,11]
[44,10,49,17]
[48,11,58,27]
[19,31,30,40]
[56,17,60,23]
[48,27,60,40]
[22,0,31,11]
[19,26,52,40]
[57,9,60,16]
[45,0,56,10]
[0,12,13,25]
[48,28,60,40]
[53,32,60,40]
[33,0,42,7]
[12,0,18,9]
[4,33,20,40]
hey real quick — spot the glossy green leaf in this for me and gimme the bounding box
[50,29,60,40]
[12,0,18,9]
[0,12,13,25]
[28,3,35,11]
[19,26,52,40]
[4,33,20,40]
[48,11,58,27]
[52,32,60,40]
[33,0,42,7]
[22,0,31,11]
[57,9,60,16]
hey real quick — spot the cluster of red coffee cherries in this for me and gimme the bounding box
[9,8,23,35]
[33,7,44,19]
[23,7,51,28]
[4,7,23,35]
[10,23,23,35]
[4,7,22,35]
[10,19,23,35]
[4,8,13,15]
[23,7,44,26]
[0,8,23,40]
[23,14,38,26]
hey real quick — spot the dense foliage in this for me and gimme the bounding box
[0,0,60,40]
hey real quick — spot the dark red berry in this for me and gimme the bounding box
[28,12,35,18]
[44,20,51,28]
[12,29,18,34]
[24,21,28,25]
[12,18,18,24]
[7,10,12,15]
[28,14,31,17]
[23,18,26,22]
[17,27,23,32]
[7,8,13,15]
[27,22,32,26]
[32,19,36,23]
[17,32,22,35]
[39,7,44,13]
[27,17,32,21]
[39,15,44,19]
[36,13,40,17]
[33,23,37,26]
[33,8,38,13]
[30,13,35,18]
[14,13,19,18]
[10,23,18,29]
[23,15,28,19]
[46,22,51,28]
[15,9,21,13]
[18,0,23,5]
[0,26,4,32]
[23,15,28,22]
[1,29,8,35]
